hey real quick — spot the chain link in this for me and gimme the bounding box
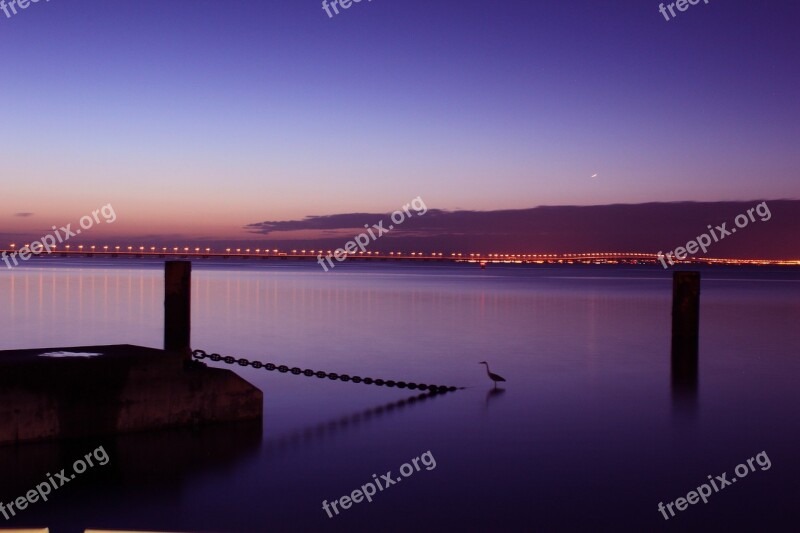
[192,349,459,393]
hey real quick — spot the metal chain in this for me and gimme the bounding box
[191,349,460,393]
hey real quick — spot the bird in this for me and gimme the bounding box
[479,361,506,388]
[591,173,598,178]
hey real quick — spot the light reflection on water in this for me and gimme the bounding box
[0,259,799,532]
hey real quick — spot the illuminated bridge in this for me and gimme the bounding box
[1,245,796,267]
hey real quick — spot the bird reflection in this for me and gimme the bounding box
[485,386,506,408]
[263,390,446,455]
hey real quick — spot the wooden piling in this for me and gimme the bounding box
[671,271,700,384]
[164,261,191,357]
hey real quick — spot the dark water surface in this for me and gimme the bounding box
[1,259,798,532]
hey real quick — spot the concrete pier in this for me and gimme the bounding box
[0,345,262,444]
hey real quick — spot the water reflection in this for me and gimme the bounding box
[1,261,798,532]
[0,421,262,501]
[484,387,506,409]
[671,342,698,417]
[264,391,446,455]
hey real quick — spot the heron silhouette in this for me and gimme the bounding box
[479,361,506,388]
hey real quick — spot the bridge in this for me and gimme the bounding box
[0,248,795,267]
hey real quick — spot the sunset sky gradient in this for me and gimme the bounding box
[1,0,798,244]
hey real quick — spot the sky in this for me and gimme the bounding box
[1,0,798,245]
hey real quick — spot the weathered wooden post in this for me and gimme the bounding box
[671,271,700,395]
[164,261,191,359]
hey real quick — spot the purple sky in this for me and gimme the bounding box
[1,0,798,248]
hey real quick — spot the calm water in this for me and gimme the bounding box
[1,259,799,532]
